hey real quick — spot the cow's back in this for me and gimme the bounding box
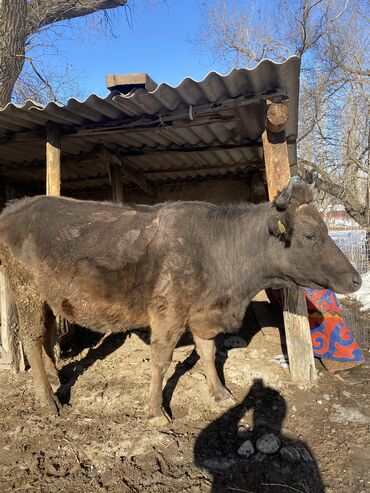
[0,197,165,330]
[0,196,218,331]
[1,196,158,267]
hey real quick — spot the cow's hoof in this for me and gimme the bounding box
[41,394,62,416]
[148,408,172,427]
[214,387,236,405]
[59,403,71,417]
[149,415,169,427]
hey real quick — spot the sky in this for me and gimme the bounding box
[32,0,229,101]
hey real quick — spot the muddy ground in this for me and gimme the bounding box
[0,302,369,493]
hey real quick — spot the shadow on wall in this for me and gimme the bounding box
[194,379,325,493]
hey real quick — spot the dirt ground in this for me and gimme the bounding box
[0,302,369,493]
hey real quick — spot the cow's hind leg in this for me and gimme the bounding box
[15,291,61,415]
[24,335,61,414]
[148,317,182,423]
[42,305,60,389]
[193,334,235,403]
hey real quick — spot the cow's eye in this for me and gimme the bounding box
[304,233,317,241]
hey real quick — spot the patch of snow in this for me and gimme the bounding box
[336,293,347,300]
[350,272,370,311]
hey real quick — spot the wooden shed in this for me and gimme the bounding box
[0,56,316,384]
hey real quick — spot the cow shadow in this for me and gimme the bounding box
[194,378,325,493]
[162,348,200,417]
[57,329,128,404]
[57,327,199,407]
[214,303,265,388]
[56,303,270,410]
[162,304,261,417]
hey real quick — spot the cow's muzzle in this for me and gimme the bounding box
[352,272,362,290]
[334,271,362,294]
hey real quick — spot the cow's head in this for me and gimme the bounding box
[268,180,362,294]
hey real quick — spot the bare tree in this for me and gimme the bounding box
[194,0,369,227]
[0,0,129,107]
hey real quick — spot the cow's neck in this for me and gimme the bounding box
[207,203,279,300]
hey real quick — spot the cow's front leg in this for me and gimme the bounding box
[148,320,182,423]
[193,334,235,403]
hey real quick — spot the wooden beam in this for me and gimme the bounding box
[100,148,155,197]
[265,100,289,133]
[0,139,269,175]
[262,102,317,385]
[0,88,288,144]
[71,90,287,140]
[61,160,262,184]
[106,73,157,92]
[46,122,61,196]
[119,164,154,197]
[62,170,253,195]
[0,149,99,174]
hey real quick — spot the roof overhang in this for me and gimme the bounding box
[0,56,301,195]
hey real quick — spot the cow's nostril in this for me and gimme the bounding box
[353,275,362,287]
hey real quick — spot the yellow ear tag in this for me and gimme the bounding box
[278,220,286,234]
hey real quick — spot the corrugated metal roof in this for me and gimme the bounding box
[0,56,301,194]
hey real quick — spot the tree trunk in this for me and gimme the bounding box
[366,113,370,270]
[0,0,27,107]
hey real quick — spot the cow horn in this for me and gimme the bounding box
[303,169,317,189]
[275,179,293,209]
[308,170,318,189]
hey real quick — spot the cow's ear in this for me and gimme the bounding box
[268,213,292,242]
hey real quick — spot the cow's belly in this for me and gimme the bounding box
[39,273,150,334]
[189,297,249,339]
[53,294,149,334]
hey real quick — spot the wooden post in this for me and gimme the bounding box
[282,287,317,382]
[107,162,124,204]
[262,100,317,384]
[0,185,25,373]
[0,124,62,372]
[46,122,61,196]
[0,271,25,372]
[46,122,63,362]
[0,272,12,368]
[100,148,155,198]
[100,148,124,203]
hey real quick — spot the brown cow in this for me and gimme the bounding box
[0,182,361,421]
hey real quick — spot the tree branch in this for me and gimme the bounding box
[26,0,128,36]
[325,5,370,78]
[298,158,367,227]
